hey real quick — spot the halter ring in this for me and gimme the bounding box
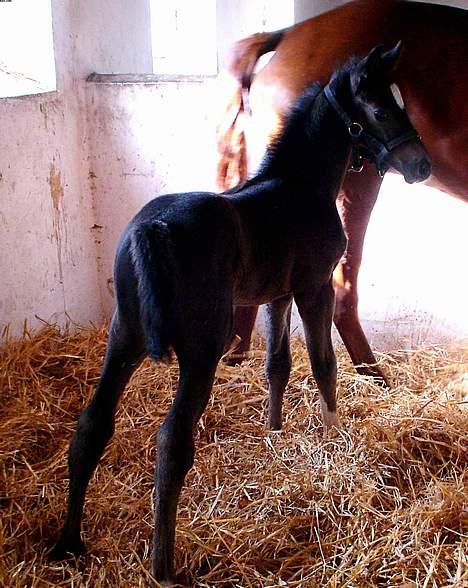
[348,122,363,137]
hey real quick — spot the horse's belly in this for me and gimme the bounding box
[234,285,292,307]
[233,280,292,306]
[233,259,294,306]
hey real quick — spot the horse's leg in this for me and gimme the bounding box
[334,167,388,384]
[152,322,229,584]
[52,310,145,558]
[224,305,258,363]
[264,294,293,430]
[296,281,339,430]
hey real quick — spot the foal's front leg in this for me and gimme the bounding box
[295,281,340,430]
[264,294,293,430]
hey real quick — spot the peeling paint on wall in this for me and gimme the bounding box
[47,160,68,289]
[48,162,64,210]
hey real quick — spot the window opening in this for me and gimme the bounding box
[0,0,56,98]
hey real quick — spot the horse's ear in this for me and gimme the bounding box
[381,41,402,73]
[351,42,402,94]
[350,44,384,94]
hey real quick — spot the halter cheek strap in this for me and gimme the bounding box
[323,84,420,176]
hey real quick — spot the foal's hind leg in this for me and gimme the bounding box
[52,311,145,558]
[152,337,226,584]
[264,295,293,430]
[296,281,340,430]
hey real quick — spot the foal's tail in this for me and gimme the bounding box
[216,28,287,191]
[129,221,174,362]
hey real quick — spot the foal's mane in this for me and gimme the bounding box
[223,56,360,194]
[257,57,360,173]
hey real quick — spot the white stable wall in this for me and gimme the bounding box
[86,77,219,316]
[0,0,154,337]
[0,0,98,337]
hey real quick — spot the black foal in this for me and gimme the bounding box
[53,43,430,584]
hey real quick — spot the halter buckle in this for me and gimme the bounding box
[348,122,363,138]
[350,160,364,173]
[349,150,364,173]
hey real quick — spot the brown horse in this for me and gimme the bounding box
[217,0,468,383]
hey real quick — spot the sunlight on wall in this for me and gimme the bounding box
[120,81,219,194]
[0,0,56,97]
[359,175,468,343]
[150,0,217,74]
[280,175,467,349]
[234,0,295,37]
[151,0,295,74]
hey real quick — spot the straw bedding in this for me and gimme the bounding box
[1,323,466,587]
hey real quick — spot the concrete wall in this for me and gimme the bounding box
[0,0,153,337]
[0,1,98,337]
[295,0,347,22]
[86,77,219,316]
[0,0,221,337]
[69,0,153,76]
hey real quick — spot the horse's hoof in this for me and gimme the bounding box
[357,364,390,387]
[223,352,249,366]
[152,577,182,587]
[49,536,86,561]
[376,374,391,388]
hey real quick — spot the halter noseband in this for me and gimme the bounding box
[323,84,420,176]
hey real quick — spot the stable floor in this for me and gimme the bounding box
[1,325,467,587]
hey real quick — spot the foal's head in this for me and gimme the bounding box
[330,42,432,183]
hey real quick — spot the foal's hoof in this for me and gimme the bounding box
[324,423,341,439]
[268,416,283,431]
[319,398,341,433]
[50,536,86,561]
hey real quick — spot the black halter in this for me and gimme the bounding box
[323,84,420,176]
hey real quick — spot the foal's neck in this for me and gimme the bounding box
[259,88,352,202]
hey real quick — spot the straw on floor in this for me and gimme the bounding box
[1,323,466,587]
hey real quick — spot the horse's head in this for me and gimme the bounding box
[328,42,432,183]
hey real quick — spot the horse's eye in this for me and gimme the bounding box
[374,109,388,122]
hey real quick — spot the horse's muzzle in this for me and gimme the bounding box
[403,156,432,184]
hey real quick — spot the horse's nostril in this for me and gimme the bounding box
[418,159,431,179]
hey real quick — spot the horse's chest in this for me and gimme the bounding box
[234,206,345,304]
[299,210,346,259]
[294,212,346,274]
